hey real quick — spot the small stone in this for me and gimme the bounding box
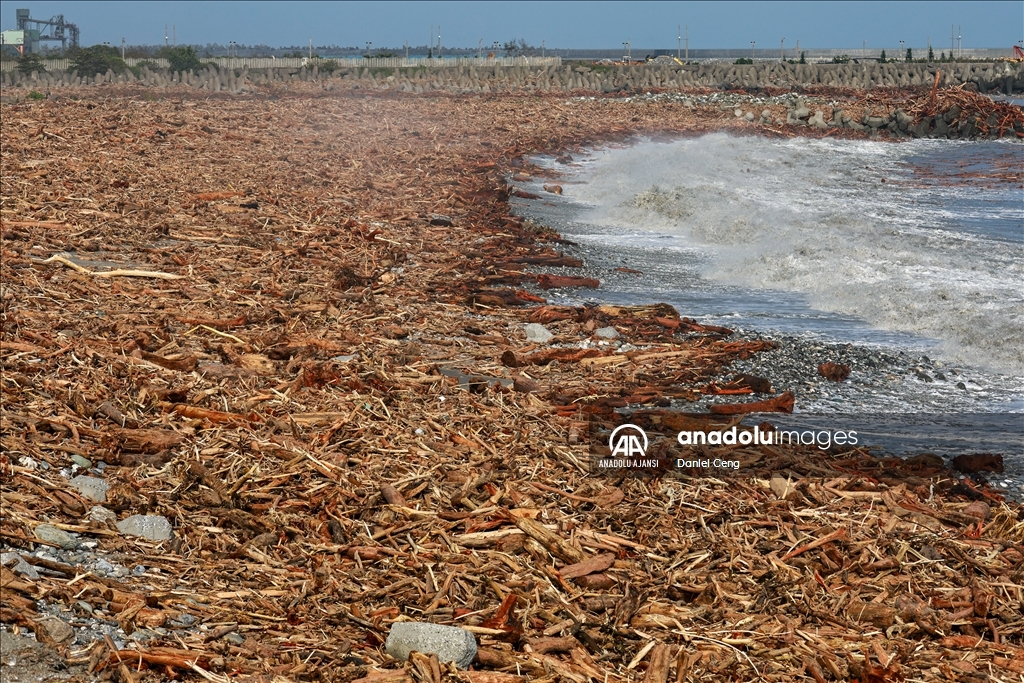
[769,475,795,500]
[70,454,93,469]
[734,108,743,117]
[32,617,75,646]
[0,552,39,579]
[330,354,358,363]
[963,500,991,521]
[594,326,619,339]
[94,558,116,575]
[512,375,541,394]
[117,514,173,541]
[69,475,109,503]
[385,622,478,669]
[34,524,78,549]
[88,506,117,525]
[223,632,246,645]
[172,614,196,627]
[128,628,159,642]
[524,323,553,344]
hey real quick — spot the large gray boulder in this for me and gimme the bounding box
[385,622,477,669]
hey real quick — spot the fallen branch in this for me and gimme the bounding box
[39,254,185,280]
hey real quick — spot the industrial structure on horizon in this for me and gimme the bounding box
[0,8,79,55]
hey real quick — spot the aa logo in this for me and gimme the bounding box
[608,424,648,458]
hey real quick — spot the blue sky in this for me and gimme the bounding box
[4,1,1020,49]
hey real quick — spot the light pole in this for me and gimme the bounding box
[541,40,545,58]
[780,37,784,61]
[751,40,755,60]
[678,25,681,60]
[121,37,125,59]
[622,39,631,62]
[229,41,236,58]
[366,41,372,57]
[899,40,904,62]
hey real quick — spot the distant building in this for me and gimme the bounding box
[1,28,39,55]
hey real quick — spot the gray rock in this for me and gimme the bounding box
[33,616,75,646]
[34,524,79,549]
[117,515,173,541]
[69,475,109,503]
[385,622,477,669]
[70,454,93,469]
[595,326,619,339]
[733,108,743,117]
[524,323,553,344]
[172,614,196,627]
[94,558,117,575]
[87,506,117,525]
[0,552,40,579]
[744,111,755,121]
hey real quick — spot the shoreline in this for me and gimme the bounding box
[1,85,1022,681]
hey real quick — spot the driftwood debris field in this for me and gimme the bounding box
[1,82,1023,682]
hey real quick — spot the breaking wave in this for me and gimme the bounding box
[566,133,1024,375]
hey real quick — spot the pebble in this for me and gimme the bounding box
[88,506,117,525]
[524,323,553,344]
[116,515,173,541]
[595,326,619,339]
[71,454,93,469]
[385,622,478,669]
[33,616,75,646]
[34,523,79,549]
[69,475,110,503]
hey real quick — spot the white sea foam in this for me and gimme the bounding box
[562,134,1024,375]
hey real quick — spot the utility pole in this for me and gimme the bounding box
[541,40,545,57]
[478,39,482,59]
[751,41,755,60]
[685,25,688,61]
[678,25,681,60]
[957,25,961,59]
[780,37,784,61]
[429,25,432,58]
[172,25,176,45]
[121,36,125,59]
[164,25,168,46]
[309,38,313,60]
[438,25,441,58]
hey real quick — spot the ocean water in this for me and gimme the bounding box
[517,133,1023,380]
[511,134,1024,485]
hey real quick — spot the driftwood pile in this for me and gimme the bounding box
[1,87,1022,682]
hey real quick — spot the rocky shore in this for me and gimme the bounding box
[1,85,1022,682]
[3,59,1022,95]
